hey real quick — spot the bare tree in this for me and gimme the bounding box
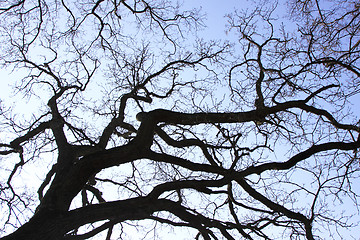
[0,0,359,239]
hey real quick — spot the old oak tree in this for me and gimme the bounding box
[0,0,359,239]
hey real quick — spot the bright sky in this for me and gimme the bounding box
[0,0,359,239]
[186,0,241,36]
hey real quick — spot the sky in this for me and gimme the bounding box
[1,0,360,239]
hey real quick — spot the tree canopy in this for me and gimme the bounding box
[0,0,359,239]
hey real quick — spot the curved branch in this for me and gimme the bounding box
[240,140,360,176]
[236,178,314,240]
[9,121,51,147]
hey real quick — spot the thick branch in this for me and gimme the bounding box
[240,140,360,176]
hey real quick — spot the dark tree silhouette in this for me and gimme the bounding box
[0,0,359,239]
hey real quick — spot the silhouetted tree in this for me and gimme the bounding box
[0,0,359,239]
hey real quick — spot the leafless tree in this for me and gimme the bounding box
[0,0,359,239]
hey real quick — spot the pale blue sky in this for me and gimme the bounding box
[1,1,359,239]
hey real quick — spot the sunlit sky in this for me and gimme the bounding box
[0,0,359,239]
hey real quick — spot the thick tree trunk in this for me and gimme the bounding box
[1,212,67,240]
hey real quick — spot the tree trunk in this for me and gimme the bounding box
[1,212,67,240]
